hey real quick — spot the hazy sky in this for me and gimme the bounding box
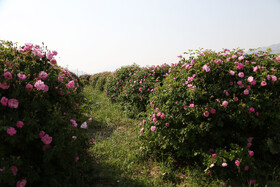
[1,0,280,74]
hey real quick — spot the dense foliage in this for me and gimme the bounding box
[139,49,280,185]
[0,41,94,186]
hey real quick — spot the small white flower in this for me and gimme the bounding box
[81,122,87,129]
[210,163,215,168]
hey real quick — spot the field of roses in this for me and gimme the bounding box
[0,41,94,186]
[87,48,280,186]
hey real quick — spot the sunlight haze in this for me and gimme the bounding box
[1,0,280,74]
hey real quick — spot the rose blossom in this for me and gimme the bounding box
[41,134,53,145]
[229,70,235,76]
[11,166,18,176]
[1,96,8,106]
[34,80,45,90]
[235,160,240,167]
[261,81,267,86]
[67,80,75,88]
[8,99,19,108]
[222,101,228,107]
[222,163,228,167]
[7,127,16,136]
[16,179,27,187]
[238,72,244,78]
[151,126,156,132]
[17,73,27,80]
[202,64,210,72]
[39,71,48,80]
[16,121,24,128]
[4,72,12,79]
[249,150,254,157]
[26,84,33,91]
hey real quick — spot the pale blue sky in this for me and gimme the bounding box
[1,0,280,74]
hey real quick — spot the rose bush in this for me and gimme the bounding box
[118,64,170,117]
[0,41,94,186]
[139,49,280,185]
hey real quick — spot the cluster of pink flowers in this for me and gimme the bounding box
[1,97,19,108]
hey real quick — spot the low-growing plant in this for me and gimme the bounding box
[139,48,280,185]
[0,41,94,186]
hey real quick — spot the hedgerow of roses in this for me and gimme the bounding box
[0,41,94,186]
[139,48,280,185]
[105,64,141,102]
[118,64,170,117]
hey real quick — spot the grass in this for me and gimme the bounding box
[83,86,227,187]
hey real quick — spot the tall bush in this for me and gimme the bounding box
[0,41,94,186]
[140,49,280,185]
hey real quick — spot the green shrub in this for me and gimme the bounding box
[95,72,111,91]
[79,74,91,86]
[118,64,170,117]
[105,63,141,102]
[140,49,280,185]
[0,41,94,186]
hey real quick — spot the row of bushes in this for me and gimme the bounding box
[0,41,94,186]
[139,49,280,185]
[85,48,280,185]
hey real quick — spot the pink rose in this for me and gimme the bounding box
[165,123,170,127]
[238,56,244,61]
[233,97,239,102]
[17,73,27,80]
[39,71,48,80]
[160,113,165,119]
[0,82,10,89]
[210,108,216,114]
[91,138,95,143]
[50,59,57,65]
[244,89,249,95]
[39,131,45,138]
[204,111,209,117]
[250,80,256,85]
[26,84,33,91]
[237,81,243,86]
[202,64,210,72]
[66,80,75,88]
[235,160,240,167]
[244,165,249,171]
[8,99,19,108]
[151,126,156,132]
[34,80,45,90]
[58,75,63,82]
[249,107,255,113]
[4,72,12,79]
[11,166,18,176]
[140,128,144,133]
[52,50,58,56]
[261,81,267,86]
[46,51,54,60]
[247,76,254,83]
[249,150,254,157]
[276,56,280,62]
[7,127,16,136]
[44,85,49,92]
[222,101,228,107]
[16,121,24,128]
[232,55,237,59]
[212,154,216,159]
[238,72,244,78]
[271,75,277,82]
[222,163,228,167]
[1,96,8,106]
[16,179,27,187]
[41,134,53,145]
